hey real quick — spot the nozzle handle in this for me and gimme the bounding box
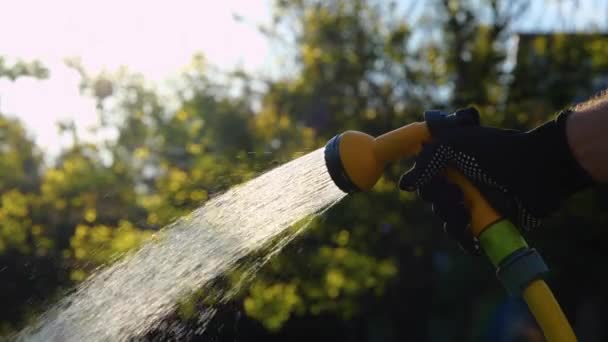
[372,121,501,235]
[444,168,501,236]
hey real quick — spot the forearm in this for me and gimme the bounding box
[566,92,608,182]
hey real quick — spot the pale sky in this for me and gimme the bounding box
[0,0,606,159]
[0,0,273,156]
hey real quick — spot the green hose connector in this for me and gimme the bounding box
[478,220,527,267]
[478,220,549,297]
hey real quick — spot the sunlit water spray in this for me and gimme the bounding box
[16,149,345,341]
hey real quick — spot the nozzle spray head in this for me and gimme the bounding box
[324,134,360,193]
[324,121,432,193]
[324,131,384,193]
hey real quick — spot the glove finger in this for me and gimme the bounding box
[453,107,480,127]
[439,203,469,239]
[429,190,465,223]
[440,203,479,255]
[419,176,462,203]
[424,107,480,138]
[420,177,480,255]
[399,143,452,192]
[456,228,481,255]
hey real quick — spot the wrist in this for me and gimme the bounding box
[566,105,608,182]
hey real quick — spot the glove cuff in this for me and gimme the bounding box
[529,109,595,198]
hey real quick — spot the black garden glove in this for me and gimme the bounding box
[399,107,594,253]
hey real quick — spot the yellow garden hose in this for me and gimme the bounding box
[524,280,577,342]
[446,169,576,342]
[324,121,577,342]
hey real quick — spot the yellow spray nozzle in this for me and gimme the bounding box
[324,122,431,192]
[324,121,500,234]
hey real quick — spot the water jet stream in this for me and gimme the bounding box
[16,149,345,342]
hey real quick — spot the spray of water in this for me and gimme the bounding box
[16,149,345,341]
